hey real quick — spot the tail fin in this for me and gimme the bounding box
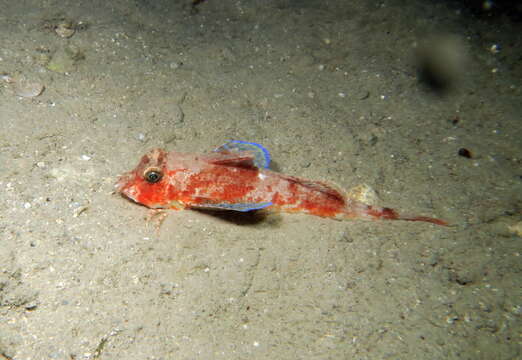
[364,205,448,226]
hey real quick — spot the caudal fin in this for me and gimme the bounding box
[365,205,448,226]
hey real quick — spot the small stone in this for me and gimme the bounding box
[14,80,45,98]
[508,222,522,237]
[458,148,472,158]
[347,184,380,206]
[55,22,76,38]
[489,44,500,54]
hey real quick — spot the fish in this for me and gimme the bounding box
[116,141,448,226]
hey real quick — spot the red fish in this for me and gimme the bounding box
[116,146,447,226]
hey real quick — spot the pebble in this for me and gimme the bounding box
[508,222,522,237]
[55,22,76,38]
[13,80,45,98]
[347,184,380,206]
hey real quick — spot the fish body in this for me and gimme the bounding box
[116,145,447,226]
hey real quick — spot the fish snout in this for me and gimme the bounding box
[115,172,139,202]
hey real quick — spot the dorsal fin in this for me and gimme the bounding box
[202,152,259,169]
[214,140,271,169]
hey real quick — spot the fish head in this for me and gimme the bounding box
[116,148,171,208]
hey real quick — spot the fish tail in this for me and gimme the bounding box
[347,201,448,226]
[272,174,448,226]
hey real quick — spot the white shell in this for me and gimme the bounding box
[347,184,380,206]
[55,23,75,38]
[14,80,45,98]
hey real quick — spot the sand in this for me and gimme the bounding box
[0,0,520,359]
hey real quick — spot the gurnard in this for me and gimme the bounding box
[116,141,447,226]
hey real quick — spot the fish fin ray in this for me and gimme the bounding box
[191,199,272,212]
[215,140,271,169]
[278,174,347,203]
[203,152,258,169]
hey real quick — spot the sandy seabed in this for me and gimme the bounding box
[0,0,520,359]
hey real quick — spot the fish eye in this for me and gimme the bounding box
[143,167,163,183]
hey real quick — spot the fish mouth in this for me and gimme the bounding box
[115,172,130,192]
[115,172,138,202]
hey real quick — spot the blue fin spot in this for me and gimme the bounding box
[215,140,271,169]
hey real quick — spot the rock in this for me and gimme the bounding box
[55,21,76,38]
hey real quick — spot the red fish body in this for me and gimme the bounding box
[116,148,447,226]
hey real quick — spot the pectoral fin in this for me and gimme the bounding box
[191,200,273,212]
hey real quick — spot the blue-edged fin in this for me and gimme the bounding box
[215,140,271,169]
[205,153,258,169]
[192,201,273,212]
